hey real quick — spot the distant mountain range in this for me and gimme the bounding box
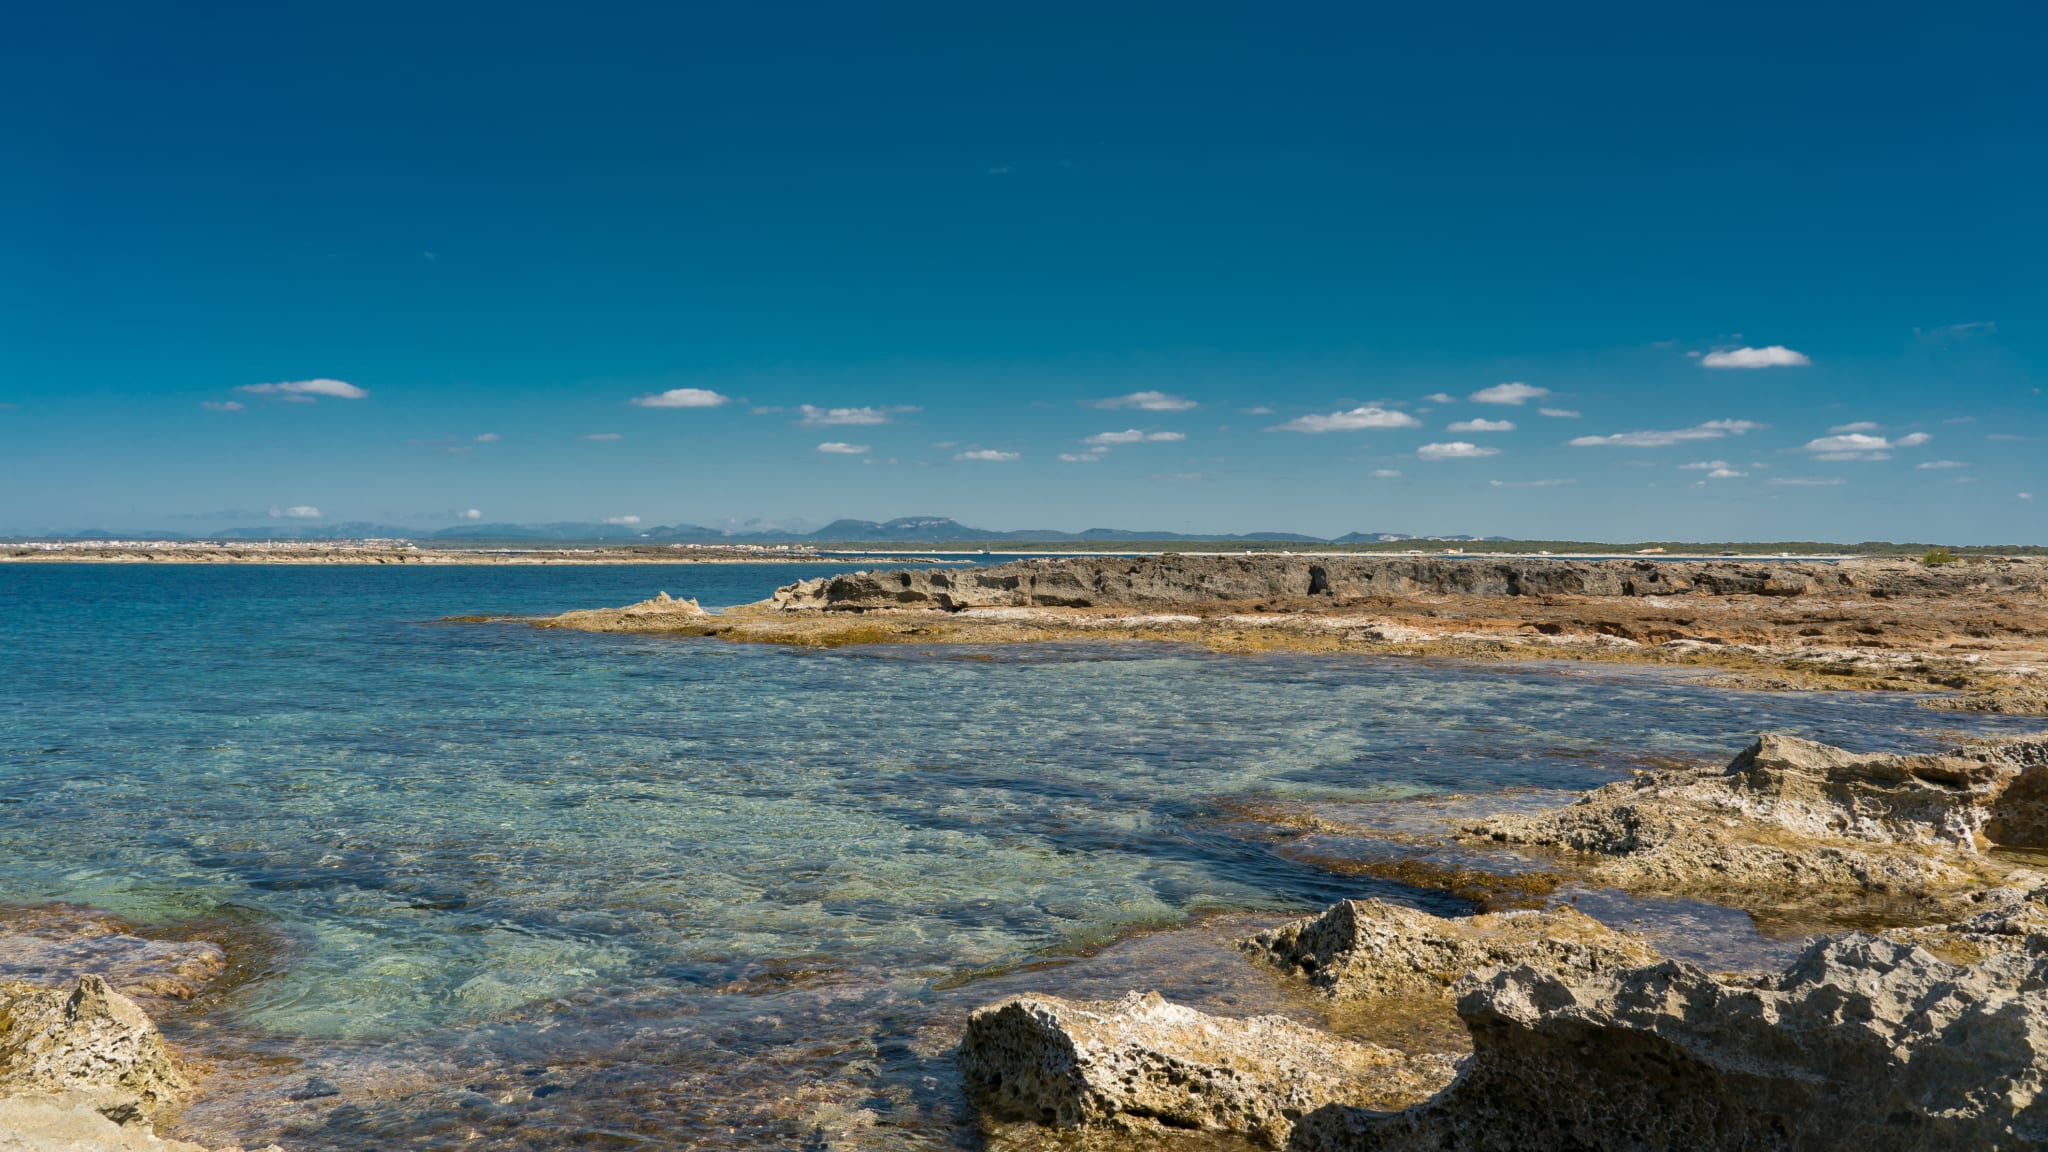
[39,516,1511,545]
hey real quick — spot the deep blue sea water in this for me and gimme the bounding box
[2,562,2040,1149]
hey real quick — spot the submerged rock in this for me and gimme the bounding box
[1240,899,1659,1001]
[1470,732,2048,900]
[0,975,188,1119]
[958,991,1458,1148]
[1300,933,2048,1151]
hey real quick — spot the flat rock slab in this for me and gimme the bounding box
[960,991,1458,1148]
[1240,899,1660,1001]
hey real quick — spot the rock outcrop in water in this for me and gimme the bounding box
[1299,932,2048,1151]
[769,554,2042,612]
[958,991,1459,1148]
[1240,900,1659,1002]
[1469,733,2048,901]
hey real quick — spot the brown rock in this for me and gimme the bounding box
[958,991,1458,1148]
[0,976,189,1120]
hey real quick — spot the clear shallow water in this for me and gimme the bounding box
[2,563,2042,1148]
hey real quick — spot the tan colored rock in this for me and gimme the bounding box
[0,976,188,1120]
[958,991,1458,1148]
[1469,733,2048,899]
[1240,899,1660,1001]
[0,1093,278,1152]
[1299,933,2048,1151]
[543,590,708,632]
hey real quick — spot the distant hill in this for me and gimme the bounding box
[26,516,1513,546]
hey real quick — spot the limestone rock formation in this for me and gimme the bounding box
[768,554,2047,613]
[1240,900,1659,1001]
[0,976,188,1119]
[1298,933,2048,1151]
[1469,733,2048,899]
[958,991,1458,1148]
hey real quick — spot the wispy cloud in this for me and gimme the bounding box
[1448,418,1515,433]
[956,449,1020,462]
[1423,393,1455,404]
[798,404,919,426]
[1371,468,1401,478]
[1829,421,1881,433]
[460,509,482,520]
[605,515,641,525]
[1679,460,1749,478]
[1273,405,1422,433]
[201,400,245,412]
[1917,460,1968,470]
[816,441,871,454]
[1470,382,1548,405]
[579,432,623,441]
[1701,346,1810,369]
[270,505,323,518]
[474,433,500,443]
[1092,390,1197,411]
[1417,441,1499,460]
[1241,406,1275,415]
[2022,492,2036,502]
[1769,477,1845,487]
[239,378,368,400]
[1058,452,1104,463]
[1084,429,1186,445]
[631,388,730,408]
[1802,431,1930,460]
[1538,408,1580,418]
[1570,420,1765,448]
[1488,478,1570,488]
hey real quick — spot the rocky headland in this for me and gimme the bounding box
[959,730,2048,1151]
[534,553,2048,713]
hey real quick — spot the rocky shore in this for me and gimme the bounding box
[960,731,2048,1150]
[534,553,2048,714]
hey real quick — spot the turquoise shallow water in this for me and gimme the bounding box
[2,562,2041,1148]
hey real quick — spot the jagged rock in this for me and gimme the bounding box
[1469,733,2048,898]
[1240,900,1660,1001]
[0,976,189,1119]
[958,991,1459,1148]
[1297,933,2048,1151]
[1883,882,2048,964]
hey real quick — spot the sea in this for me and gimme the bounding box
[1,562,2039,1149]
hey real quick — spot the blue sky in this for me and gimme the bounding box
[2,2,2043,541]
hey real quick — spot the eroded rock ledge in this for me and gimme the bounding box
[1469,732,2048,904]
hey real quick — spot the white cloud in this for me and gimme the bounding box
[2022,492,2036,501]
[1423,393,1456,404]
[1570,419,1765,448]
[1058,451,1105,463]
[1829,421,1881,433]
[1470,382,1549,405]
[606,515,642,525]
[270,505,322,518]
[1538,408,1580,418]
[1701,346,1810,369]
[1092,391,1197,411]
[579,432,623,441]
[816,441,871,454]
[955,449,1020,462]
[201,400,244,411]
[631,388,730,408]
[1706,468,1748,479]
[1241,406,1275,415]
[797,404,918,426]
[474,433,500,442]
[1488,478,1570,488]
[1084,429,1186,445]
[1371,468,1401,477]
[1917,460,1969,470]
[239,378,368,400]
[1769,477,1846,487]
[461,509,482,520]
[1679,460,1730,470]
[1448,418,1515,433]
[1274,405,1422,433]
[1802,431,1930,460]
[1417,441,1500,460]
